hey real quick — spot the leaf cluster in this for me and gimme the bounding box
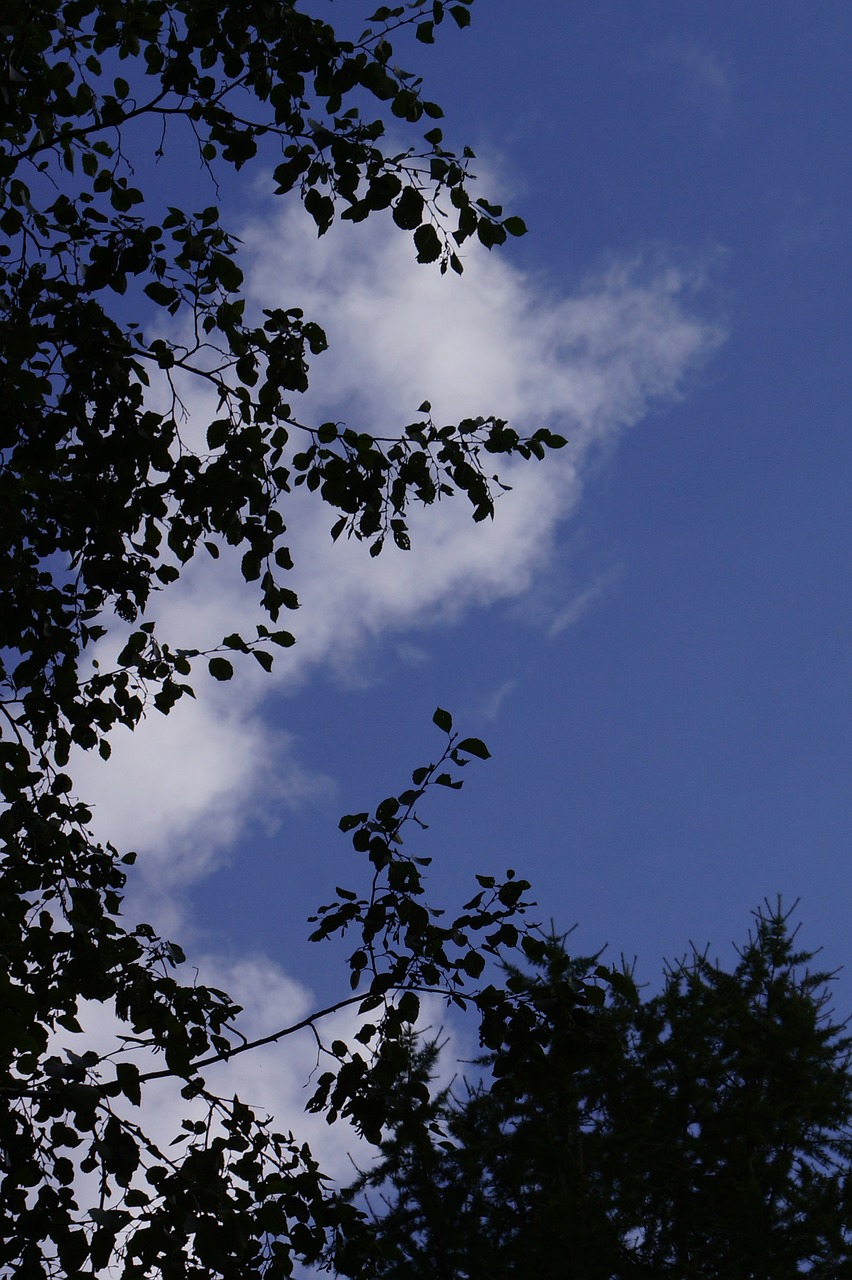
[305,710,624,1152]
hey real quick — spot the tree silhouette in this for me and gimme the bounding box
[354,903,852,1279]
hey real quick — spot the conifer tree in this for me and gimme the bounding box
[354,904,852,1279]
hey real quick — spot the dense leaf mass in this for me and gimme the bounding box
[0,3,575,1277]
[0,0,561,761]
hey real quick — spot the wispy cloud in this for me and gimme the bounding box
[651,37,736,134]
[477,679,518,723]
[548,565,624,638]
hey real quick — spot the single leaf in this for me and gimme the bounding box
[432,706,453,733]
[414,223,442,263]
[208,657,234,681]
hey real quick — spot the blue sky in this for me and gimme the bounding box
[77,0,852,1097]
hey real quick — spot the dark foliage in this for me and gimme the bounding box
[0,3,580,1276]
[354,904,852,1279]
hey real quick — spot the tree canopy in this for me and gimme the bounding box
[2,6,845,1280]
[354,903,852,1279]
[0,3,581,1277]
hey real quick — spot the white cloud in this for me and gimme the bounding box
[73,687,335,937]
[60,181,724,1220]
[245,209,717,438]
[236,216,720,686]
[75,191,722,920]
